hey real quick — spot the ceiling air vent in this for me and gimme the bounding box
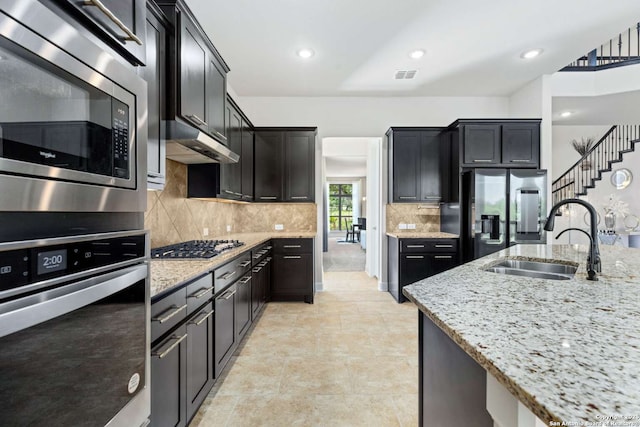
[395,70,418,80]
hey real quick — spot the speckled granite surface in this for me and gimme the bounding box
[151,232,316,297]
[403,244,640,425]
[385,231,459,239]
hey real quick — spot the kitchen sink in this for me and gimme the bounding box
[484,259,578,280]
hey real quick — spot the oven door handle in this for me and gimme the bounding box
[0,264,148,338]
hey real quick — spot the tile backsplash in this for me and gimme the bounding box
[386,203,440,232]
[145,160,317,247]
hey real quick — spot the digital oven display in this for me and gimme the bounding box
[36,249,67,275]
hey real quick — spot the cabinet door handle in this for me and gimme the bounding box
[510,159,530,163]
[233,192,243,197]
[423,196,440,200]
[239,276,252,284]
[284,256,301,259]
[399,196,417,200]
[258,261,268,267]
[283,245,301,248]
[473,159,493,163]
[152,333,188,359]
[253,254,262,259]
[221,289,236,300]
[406,255,425,259]
[259,196,277,200]
[434,255,453,259]
[188,287,213,299]
[152,304,187,324]
[224,190,234,195]
[252,266,262,273]
[434,244,453,248]
[214,131,228,141]
[291,196,308,200]
[189,310,214,326]
[186,114,208,127]
[82,0,142,44]
[218,270,236,281]
[238,261,251,268]
[406,245,425,248]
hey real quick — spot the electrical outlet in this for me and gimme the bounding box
[399,223,408,230]
[407,223,416,229]
[226,225,231,232]
[203,227,209,236]
[275,224,284,231]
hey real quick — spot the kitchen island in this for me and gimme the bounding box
[403,244,640,426]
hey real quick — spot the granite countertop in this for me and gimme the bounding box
[403,244,640,425]
[385,231,459,239]
[150,231,316,298]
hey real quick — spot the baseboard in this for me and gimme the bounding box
[315,281,324,292]
[378,281,389,292]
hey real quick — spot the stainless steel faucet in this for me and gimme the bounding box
[544,198,601,281]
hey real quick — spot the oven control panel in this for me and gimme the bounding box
[0,234,145,292]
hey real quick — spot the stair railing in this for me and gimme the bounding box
[552,125,640,205]
[561,23,640,71]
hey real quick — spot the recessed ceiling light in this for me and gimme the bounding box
[520,48,543,59]
[560,111,572,117]
[297,48,314,59]
[409,49,425,59]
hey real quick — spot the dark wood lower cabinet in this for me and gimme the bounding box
[271,251,313,303]
[151,324,187,427]
[389,237,460,303]
[214,283,237,378]
[235,274,252,341]
[420,312,493,426]
[186,302,214,421]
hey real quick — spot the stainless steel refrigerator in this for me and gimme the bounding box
[461,169,547,261]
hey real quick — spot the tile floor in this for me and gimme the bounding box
[190,271,419,427]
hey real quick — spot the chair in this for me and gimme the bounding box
[344,218,354,242]
[353,217,366,242]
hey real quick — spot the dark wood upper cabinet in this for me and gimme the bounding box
[254,130,284,202]
[54,0,147,65]
[463,124,501,165]
[254,128,316,203]
[391,131,421,202]
[206,58,227,141]
[452,120,541,168]
[220,104,242,198]
[284,131,316,202]
[139,3,168,190]
[159,0,230,144]
[241,126,255,201]
[388,128,448,203]
[179,18,207,130]
[501,123,540,166]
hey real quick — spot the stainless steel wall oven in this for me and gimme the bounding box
[0,0,147,212]
[0,230,150,427]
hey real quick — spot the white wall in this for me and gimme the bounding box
[550,63,640,97]
[236,96,509,139]
[508,76,553,241]
[551,125,611,179]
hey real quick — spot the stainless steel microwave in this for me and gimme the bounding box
[0,0,147,212]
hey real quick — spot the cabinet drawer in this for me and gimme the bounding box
[151,287,187,343]
[252,242,272,266]
[273,238,313,254]
[214,252,252,294]
[186,274,213,316]
[400,239,458,253]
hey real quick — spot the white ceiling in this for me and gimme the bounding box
[325,156,367,177]
[187,0,640,97]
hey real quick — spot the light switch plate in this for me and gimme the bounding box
[275,224,284,230]
[203,227,209,236]
[399,223,408,230]
[226,225,231,232]
[407,224,416,229]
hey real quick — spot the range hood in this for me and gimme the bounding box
[164,120,239,164]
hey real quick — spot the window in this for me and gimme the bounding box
[329,184,353,231]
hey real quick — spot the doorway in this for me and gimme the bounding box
[321,137,382,278]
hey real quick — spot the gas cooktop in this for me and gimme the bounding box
[151,240,245,259]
